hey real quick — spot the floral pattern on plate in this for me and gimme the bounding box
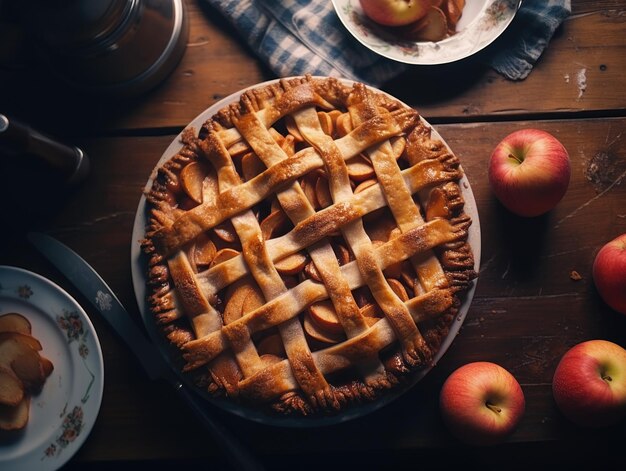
[40,309,98,461]
[332,0,521,65]
[0,266,104,471]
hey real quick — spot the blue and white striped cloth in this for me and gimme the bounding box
[488,0,571,80]
[203,0,571,86]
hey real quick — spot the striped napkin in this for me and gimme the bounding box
[203,0,571,86]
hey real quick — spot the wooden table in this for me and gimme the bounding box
[1,1,625,469]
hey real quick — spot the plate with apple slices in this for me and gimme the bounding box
[332,0,522,65]
[0,266,104,471]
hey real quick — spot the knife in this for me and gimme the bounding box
[27,232,264,471]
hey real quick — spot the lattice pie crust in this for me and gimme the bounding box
[142,76,476,416]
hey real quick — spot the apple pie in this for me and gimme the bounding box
[142,75,476,416]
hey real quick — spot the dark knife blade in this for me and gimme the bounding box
[27,231,264,471]
[27,232,165,380]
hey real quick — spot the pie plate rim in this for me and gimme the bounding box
[130,76,482,427]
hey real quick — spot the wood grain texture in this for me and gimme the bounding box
[1,2,625,468]
[3,117,624,464]
[389,8,626,120]
[0,1,625,134]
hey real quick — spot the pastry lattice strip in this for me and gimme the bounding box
[186,81,470,402]
[151,130,461,329]
[165,150,461,300]
[349,84,448,295]
[152,87,418,256]
[183,217,467,369]
[145,76,475,411]
[290,89,428,366]
[200,122,336,407]
[226,82,383,405]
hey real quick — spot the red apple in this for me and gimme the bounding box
[552,340,626,427]
[439,362,525,445]
[592,234,626,315]
[359,0,430,27]
[488,129,570,217]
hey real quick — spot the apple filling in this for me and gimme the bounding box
[143,76,476,415]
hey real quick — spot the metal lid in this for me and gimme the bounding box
[21,0,136,50]
[19,0,188,96]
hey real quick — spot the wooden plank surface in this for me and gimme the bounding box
[0,1,624,134]
[390,6,626,120]
[1,1,625,469]
[3,116,624,466]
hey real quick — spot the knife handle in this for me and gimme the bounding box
[0,113,89,184]
[174,383,265,471]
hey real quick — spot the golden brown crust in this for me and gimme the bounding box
[141,75,476,416]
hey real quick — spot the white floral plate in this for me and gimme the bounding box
[0,266,104,471]
[332,0,522,65]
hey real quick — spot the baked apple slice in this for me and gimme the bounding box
[0,313,32,335]
[39,355,54,378]
[315,176,333,208]
[0,395,30,431]
[0,366,24,406]
[274,252,308,275]
[257,333,286,358]
[399,6,448,42]
[443,0,465,30]
[0,331,42,351]
[10,348,48,393]
[347,155,375,181]
[0,333,48,392]
[303,312,346,345]
[180,161,208,204]
[308,300,343,334]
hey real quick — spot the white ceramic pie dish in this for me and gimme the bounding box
[130,77,481,427]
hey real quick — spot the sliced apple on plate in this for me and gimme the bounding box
[443,0,465,31]
[0,331,42,351]
[0,317,55,431]
[0,366,24,406]
[0,333,51,393]
[359,0,430,27]
[399,6,448,42]
[0,396,30,431]
[0,313,32,335]
[11,348,50,393]
[39,355,55,378]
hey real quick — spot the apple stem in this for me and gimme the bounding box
[508,153,523,165]
[602,374,612,382]
[485,402,502,414]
